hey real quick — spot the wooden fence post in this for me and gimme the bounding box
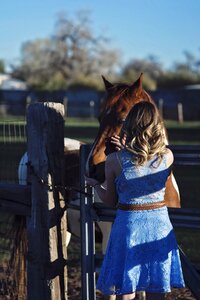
[158,98,164,118]
[27,102,67,300]
[63,97,68,117]
[177,102,184,123]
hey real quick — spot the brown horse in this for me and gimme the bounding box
[87,74,180,300]
[87,73,180,208]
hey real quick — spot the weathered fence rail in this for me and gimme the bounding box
[91,203,200,229]
[0,182,31,216]
[170,145,200,166]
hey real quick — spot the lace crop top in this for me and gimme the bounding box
[115,149,171,205]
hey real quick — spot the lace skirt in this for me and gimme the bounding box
[96,207,185,295]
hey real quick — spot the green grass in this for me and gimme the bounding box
[64,117,99,126]
[1,117,200,127]
[165,120,200,128]
[0,117,200,144]
[0,116,26,122]
[169,140,200,145]
[63,118,200,145]
[1,116,200,124]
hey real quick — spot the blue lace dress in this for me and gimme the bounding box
[96,149,185,295]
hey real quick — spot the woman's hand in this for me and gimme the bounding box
[84,175,99,187]
[110,134,126,151]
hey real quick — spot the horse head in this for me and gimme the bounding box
[87,73,153,182]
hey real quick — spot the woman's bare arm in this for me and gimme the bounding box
[85,153,118,207]
[166,148,174,168]
[94,153,118,207]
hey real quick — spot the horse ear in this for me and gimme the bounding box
[131,73,143,89]
[102,75,114,90]
[135,73,143,87]
[129,73,143,95]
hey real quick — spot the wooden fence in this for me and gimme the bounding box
[0,102,67,300]
[0,104,200,299]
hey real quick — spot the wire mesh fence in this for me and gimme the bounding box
[0,121,27,299]
[0,213,27,299]
[0,121,27,183]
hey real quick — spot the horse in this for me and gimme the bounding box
[66,75,181,251]
[86,73,180,259]
[87,73,180,208]
[86,73,181,300]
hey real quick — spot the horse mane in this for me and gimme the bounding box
[142,89,153,102]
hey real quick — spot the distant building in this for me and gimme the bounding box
[184,84,200,90]
[0,73,27,90]
[0,74,28,115]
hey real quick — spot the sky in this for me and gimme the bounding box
[1,0,200,71]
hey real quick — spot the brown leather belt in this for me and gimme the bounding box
[117,200,166,211]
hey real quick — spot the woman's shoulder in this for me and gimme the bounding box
[106,151,123,176]
[165,148,174,168]
[106,150,122,165]
[107,151,117,162]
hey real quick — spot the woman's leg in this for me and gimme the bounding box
[146,292,165,300]
[103,295,116,300]
[104,296,116,300]
[116,293,136,300]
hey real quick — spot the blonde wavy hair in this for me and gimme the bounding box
[123,101,167,165]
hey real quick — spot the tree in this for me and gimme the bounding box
[120,56,164,90]
[0,59,5,73]
[11,11,120,90]
[157,50,200,89]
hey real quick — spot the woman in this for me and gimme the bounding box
[85,101,185,300]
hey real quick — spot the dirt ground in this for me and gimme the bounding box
[67,236,197,300]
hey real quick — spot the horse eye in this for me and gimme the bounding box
[117,118,126,125]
